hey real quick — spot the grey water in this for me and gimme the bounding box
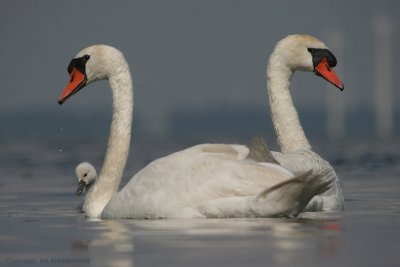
[0,136,399,267]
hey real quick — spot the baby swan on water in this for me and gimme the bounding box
[75,162,97,196]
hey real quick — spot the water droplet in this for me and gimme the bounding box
[59,147,63,153]
[60,127,64,131]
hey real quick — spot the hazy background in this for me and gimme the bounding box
[0,0,399,144]
[1,4,399,266]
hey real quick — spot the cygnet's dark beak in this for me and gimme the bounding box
[76,180,87,196]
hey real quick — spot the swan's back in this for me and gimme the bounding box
[102,144,294,219]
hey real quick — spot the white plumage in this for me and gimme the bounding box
[59,35,340,219]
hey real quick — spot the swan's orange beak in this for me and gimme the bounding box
[315,58,344,91]
[58,67,87,105]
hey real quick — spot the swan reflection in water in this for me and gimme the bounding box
[71,220,135,267]
[71,216,343,266]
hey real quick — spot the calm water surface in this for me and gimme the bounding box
[0,137,399,267]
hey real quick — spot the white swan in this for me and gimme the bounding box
[75,162,97,196]
[58,43,333,219]
[265,35,345,211]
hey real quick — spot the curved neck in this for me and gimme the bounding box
[267,54,311,153]
[84,66,133,217]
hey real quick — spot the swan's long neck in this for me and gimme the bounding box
[84,65,133,217]
[267,54,311,153]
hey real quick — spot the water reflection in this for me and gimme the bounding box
[67,215,343,267]
[133,217,343,265]
[75,220,135,267]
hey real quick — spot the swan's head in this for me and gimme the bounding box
[58,45,127,104]
[75,162,97,196]
[271,34,343,90]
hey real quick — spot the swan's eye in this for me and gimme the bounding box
[84,55,90,61]
[83,173,88,177]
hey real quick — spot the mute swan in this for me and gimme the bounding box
[58,43,333,219]
[75,162,97,195]
[265,34,345,211]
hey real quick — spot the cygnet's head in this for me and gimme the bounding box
[271,34,343,90]
[58,45,128,104]
[75,162,97,196]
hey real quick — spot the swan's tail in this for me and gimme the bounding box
[251,169,334,217]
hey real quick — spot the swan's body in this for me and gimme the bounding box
[265,35,344,211]
[58,39,335,219]
[102,144,334,218]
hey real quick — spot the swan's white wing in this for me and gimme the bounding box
[102,144,294,219]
